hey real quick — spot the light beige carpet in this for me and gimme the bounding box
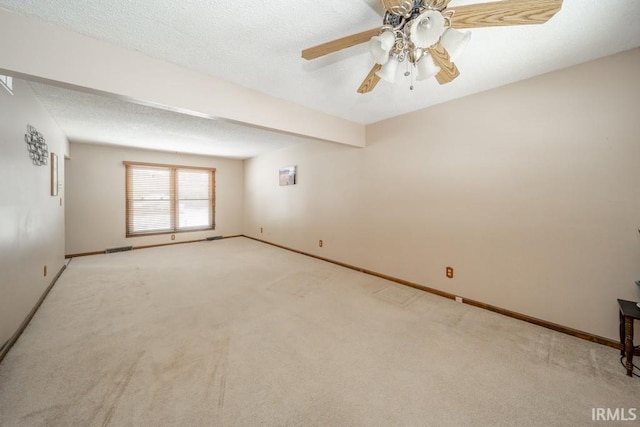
[0,237,638,426]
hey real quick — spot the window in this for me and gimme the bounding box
[0,75,13,94]
[125,162,215,237]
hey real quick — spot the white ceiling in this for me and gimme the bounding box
[28,82,310,159]
[2,0,640,158]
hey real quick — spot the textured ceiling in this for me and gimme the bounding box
[28,82,310,159]
[2,0,640,158]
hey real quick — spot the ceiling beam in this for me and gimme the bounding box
[0,9,365,149]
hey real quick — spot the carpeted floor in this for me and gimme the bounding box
[0,237,638,426]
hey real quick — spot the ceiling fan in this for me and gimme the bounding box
[301,0,563,93]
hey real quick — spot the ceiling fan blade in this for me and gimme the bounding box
[428,43,460,85]
[450,0,563,29]
[302,28,381,60]
[357,64,383,94]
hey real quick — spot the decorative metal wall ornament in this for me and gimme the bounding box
[24,124,49,166]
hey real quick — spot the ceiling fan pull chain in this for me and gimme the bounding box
[410,64,415,91]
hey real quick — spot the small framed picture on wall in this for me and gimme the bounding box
[51,153,58,196]
[279,166,297,186]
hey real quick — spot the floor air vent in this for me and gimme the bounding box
[206,236,223,241]
[105,246,133,254]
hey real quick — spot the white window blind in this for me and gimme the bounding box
[125,162,215,236]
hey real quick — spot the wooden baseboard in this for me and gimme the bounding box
[66,235,243,258]
[461,298,618,349]
[65,250,103,258]
[0,264,67,363]
[244,235,621,350]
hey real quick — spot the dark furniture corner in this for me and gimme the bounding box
[617,299,640,377]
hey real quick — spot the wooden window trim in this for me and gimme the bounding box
[124,161,216,237]
[123,161,216,172]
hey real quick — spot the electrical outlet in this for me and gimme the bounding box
[319,240,324,248]
[260,227,263,234]
[44,265,47,277]
[446,266,454,279]
[171,234,176,241]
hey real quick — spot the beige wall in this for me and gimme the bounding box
[65,143,244,255]
[0,79,68,346]
[244,48,640,341]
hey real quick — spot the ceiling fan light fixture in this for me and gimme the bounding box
[376,56,400,83]
[369,30,397,65]
[409,10,446,49]
[439,28,472,61]
[415,53,441,81]
[302,0,564,94]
